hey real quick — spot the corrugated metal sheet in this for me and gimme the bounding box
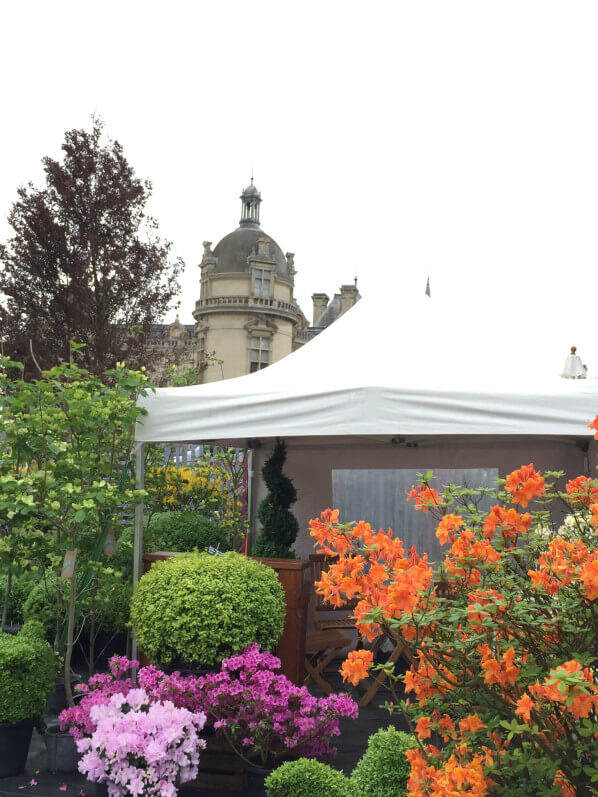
[332,468,498,566]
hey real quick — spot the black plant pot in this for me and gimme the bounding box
[0,717,34,778]
[244,765,272,797]
[45,724,79,774]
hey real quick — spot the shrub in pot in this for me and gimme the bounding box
[147,510,232,553]
[0,621,56,777]
[252,440,299,559]
[130,552,285,667]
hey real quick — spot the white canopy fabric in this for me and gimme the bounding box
[135,285,598,442]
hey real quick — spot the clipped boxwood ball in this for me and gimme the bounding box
[350,726,417,797]
[265,758,349,797]
[0,625,56,723]
[130,552,286,667]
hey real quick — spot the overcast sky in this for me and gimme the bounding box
[2,1,598,374]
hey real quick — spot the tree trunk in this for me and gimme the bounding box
[63,556,78,707]
[1,560,13,629]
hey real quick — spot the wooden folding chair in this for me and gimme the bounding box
[304,628,352,694]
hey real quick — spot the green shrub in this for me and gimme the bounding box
[253,440,299,559]
[0,572,36,626]
[147,511,232,553]
[0,626,56,723]
[265,758,349,797]
[130,551,286,667]
[22,574,68,639]
[349,727,417,797]
[23,571,131,638]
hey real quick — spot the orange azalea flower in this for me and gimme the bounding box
[480,646,520,687]
[415,716,433,739]
[589,413,598,439]
[482,506,532,540]
[504,463,546,507]
[467,589,505,629]
[340,648,373,686]
[530,660,598,719]
[590,503,598,529]
[438,714,457,741]
[579,557,598,601]
[566,475,598,508]
[436,514,464,545]
[406,483,440,513]
[515,693,534,724]
[553,770,576,797]
[459,713,486,735]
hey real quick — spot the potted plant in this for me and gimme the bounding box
[0,621,56,777]
[252,439,299,559]
[195,644,358,794]
[130,551,285,668]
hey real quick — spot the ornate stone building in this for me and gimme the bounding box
[148,181,358,384]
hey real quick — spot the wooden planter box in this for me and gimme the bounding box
[142,553,311,685]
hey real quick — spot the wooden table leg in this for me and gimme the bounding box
[358,643,404,708]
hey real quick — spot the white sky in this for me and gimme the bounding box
[1,1,598,374]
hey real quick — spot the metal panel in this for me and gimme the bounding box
[332,468,499,567]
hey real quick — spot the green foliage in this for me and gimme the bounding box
[147,511,232,553]
[350,727,416,797]
[0,626,56,722]
[253,440,299,559]
[0,572,36,625]
[265,758,349,797]
[130,551,286,667]
[22,574,68,639]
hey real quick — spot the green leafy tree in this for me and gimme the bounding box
[253,439,298,559]
[0,117,183,375]
[0,352,149,702]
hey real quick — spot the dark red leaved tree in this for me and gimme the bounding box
[0,117,183,375]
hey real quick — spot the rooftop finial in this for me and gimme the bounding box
[239,178,261,228]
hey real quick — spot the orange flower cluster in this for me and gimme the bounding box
[504,463,546,507]
[436,513,464,545]
[529,660,598,719]
[514,693,534,723]
[405,660,454,705]
[443,529,500,586]
[528,536,592,597]
[580,557,598,600]
[407,484,441,513]
[340,648,373,686]
[482,505,532,541]
[466,589,505,630]
[589,413,598,439]
[591,503,598,530]
[565,475,598,508]
[406,745,491,796]
[553,770,576,797]
[478,644,520,687]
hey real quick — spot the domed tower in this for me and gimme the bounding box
[193,181,305,382]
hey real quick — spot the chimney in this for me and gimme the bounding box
[340,284,358,316]
[311,293,329,326]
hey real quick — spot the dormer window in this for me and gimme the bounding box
[253,267,271,299]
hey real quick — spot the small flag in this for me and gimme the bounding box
[425,276,431,298]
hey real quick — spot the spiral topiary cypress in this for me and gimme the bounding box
[252,440,299,559]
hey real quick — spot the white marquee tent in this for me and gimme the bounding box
[135,287,598,444]
[132,282,598,572]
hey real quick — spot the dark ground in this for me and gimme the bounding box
[0,669,409,797]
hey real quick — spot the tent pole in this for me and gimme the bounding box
[131,442,145,663]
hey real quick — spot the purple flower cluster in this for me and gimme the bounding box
[60,647,358,782]
[193,644,358,766]
[77,689,206,797]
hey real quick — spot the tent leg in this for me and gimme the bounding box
[131,442,145,663]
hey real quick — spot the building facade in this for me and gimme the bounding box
[148,182,358,384]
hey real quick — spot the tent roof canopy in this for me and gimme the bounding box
[136,284,598,443]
